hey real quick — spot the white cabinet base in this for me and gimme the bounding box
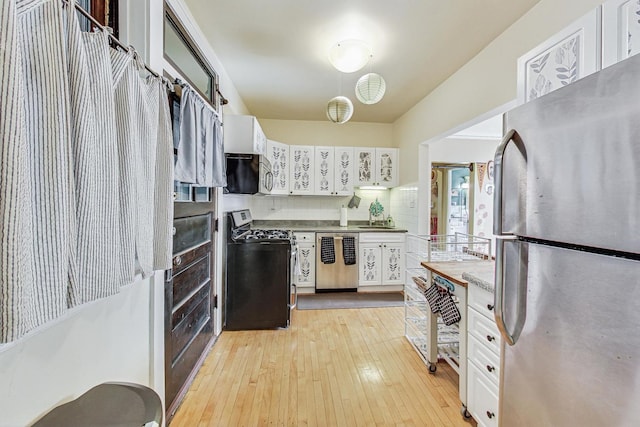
[468,363,499,427]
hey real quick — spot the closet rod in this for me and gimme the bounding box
[67,0,161,79]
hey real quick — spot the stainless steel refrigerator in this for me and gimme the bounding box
[494,53,640,426]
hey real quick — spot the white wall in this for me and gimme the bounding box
[259,119,394,147]
[395,0,603,185]
[0,279,159,426]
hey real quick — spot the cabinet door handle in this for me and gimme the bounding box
[486,411,495,419]
[486,335,496,342]
[486,365,495,373]
[487,304,494,311]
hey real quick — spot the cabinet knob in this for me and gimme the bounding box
[486,335,495,342]
[379,244,382,248]
[173,256,182,266]
[486,411,495,419]
[486,365,495,373]
[487,304,494,311]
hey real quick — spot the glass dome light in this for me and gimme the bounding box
[326,96,354,124]
[355,72,386,104]
[328,39,371,73]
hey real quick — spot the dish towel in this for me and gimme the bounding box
[320,237,335,264]
[342,236,356,265]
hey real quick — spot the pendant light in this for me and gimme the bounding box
[355,72,386,104]
[328,39,371,73]
[355,54,386,104]
[326,96,354,124]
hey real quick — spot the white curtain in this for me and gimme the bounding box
[0,0,174,343]
[174,85,226,187]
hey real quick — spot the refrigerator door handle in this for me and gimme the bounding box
[495,235,528,346]
[493,129,515,235]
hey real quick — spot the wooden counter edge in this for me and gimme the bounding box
[420,260,495,288]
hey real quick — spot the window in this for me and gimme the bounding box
[164,7,218,109]
[77,0,119,38]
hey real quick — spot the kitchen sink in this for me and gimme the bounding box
[357,226,396,229]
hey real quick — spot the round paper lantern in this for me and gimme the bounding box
[355,73,386,104]
[326,96,354,124]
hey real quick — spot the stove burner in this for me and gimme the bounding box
[232,228,292,242]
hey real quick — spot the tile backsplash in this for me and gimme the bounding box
[223,186,419,233]
[390,183,419,234]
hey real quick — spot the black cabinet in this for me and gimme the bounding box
[165,214,215,420]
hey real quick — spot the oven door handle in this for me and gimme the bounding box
[289,283,298,310]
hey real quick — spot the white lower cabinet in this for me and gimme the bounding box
[467,283,501,427]
[294,233,315,293]
[358,233,405,291]
[467,362,499,427]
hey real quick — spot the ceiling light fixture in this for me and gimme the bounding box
[326,96,354,124]
[328,39,371,73]
[355,72,386,104]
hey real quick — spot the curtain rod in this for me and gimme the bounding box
[66,0,160,79]
[68,0,228,104]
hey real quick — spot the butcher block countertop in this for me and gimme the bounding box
[421,261,495,289]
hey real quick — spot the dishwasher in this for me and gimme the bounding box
[315,233,359,291]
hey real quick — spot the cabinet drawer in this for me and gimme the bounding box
[171,294,211,363]
[468,333,500,385]
[172,280,210,326]
[468,284,496,321]
[172,214,211,254]
[468,363,499,427]
[294,232,315,241]
[172,242,212,275]
[468,307,501,355]
[359,232,405,243]
[172,254,210,305]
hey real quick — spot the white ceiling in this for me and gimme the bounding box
[183,0,540,124]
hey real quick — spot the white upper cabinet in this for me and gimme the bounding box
[289,145,315,195]
[602,0,640,68]
[223,115,267,154]
[266,139,289,195]
[314,146,335,196]
[517,8,601,105]
[314,146,356,196]
[333,147,356,196]
[355,148,399,188]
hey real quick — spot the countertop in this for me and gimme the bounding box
[252,220,407,233]
[462,268,496,293]
[421,260,495,290]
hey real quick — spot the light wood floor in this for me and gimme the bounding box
[170,307,476,426]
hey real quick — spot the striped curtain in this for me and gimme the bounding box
[0,0,173,342]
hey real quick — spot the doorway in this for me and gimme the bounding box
[430,163,473,236]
